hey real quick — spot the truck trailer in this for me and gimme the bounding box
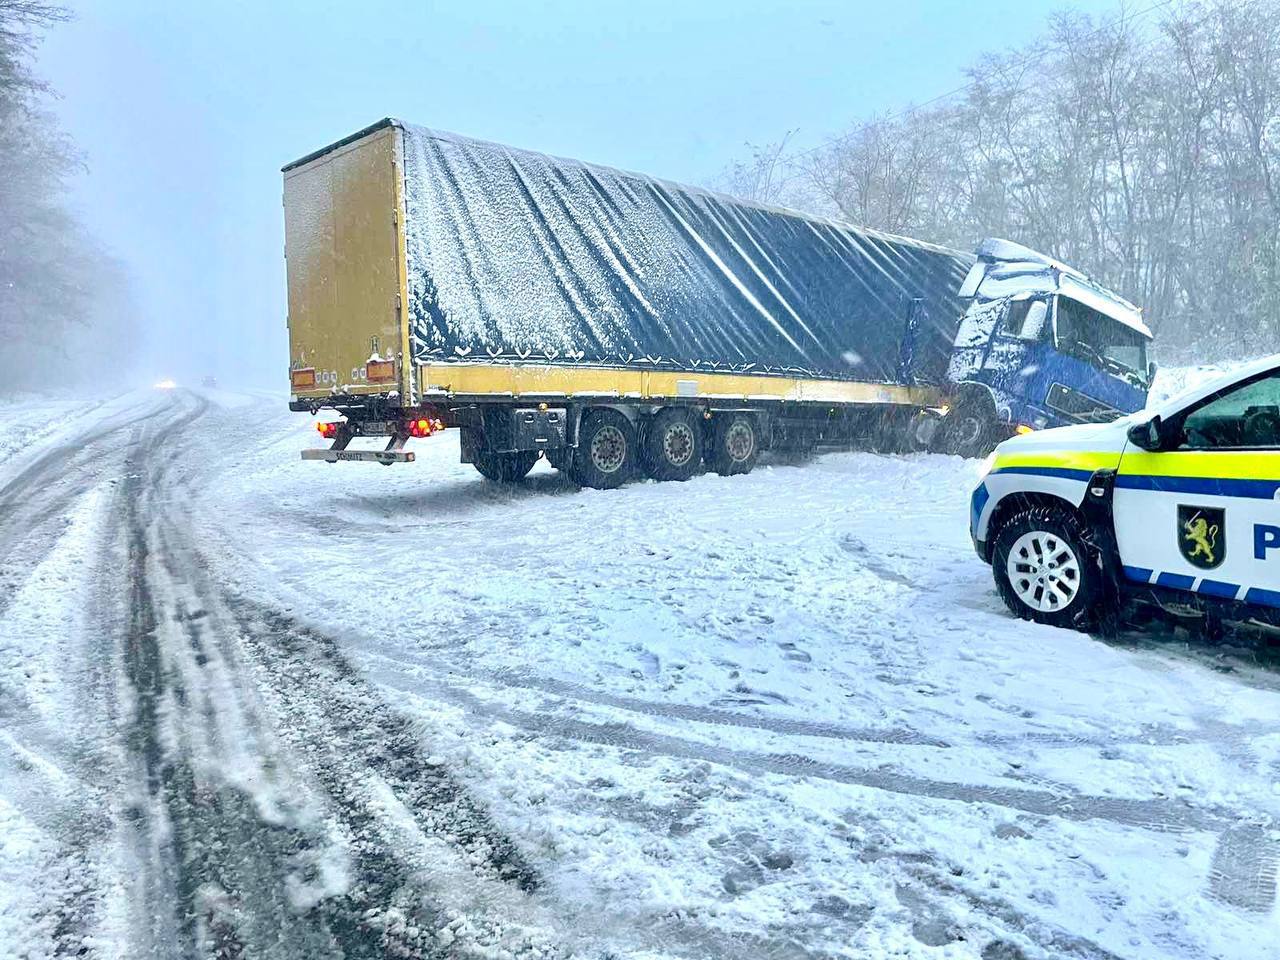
[282,118,1154,486]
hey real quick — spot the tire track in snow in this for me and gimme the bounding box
[250,604,1280,916]
[1207,823,1280,913]
[106,392,567,959]
[484,667,951,747]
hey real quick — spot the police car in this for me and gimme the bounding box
[971,355,1280,630]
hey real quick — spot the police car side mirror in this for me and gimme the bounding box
[1127,415,1164,451]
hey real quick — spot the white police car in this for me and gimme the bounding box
[971,355,1280,630]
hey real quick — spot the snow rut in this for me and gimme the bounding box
[104,392,566,959]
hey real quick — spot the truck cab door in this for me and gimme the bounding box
[979,296,1052,419]
[1114,367,1280,608]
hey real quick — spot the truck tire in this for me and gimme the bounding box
[938,398,998,458]
[643,408,703,481]
[473,450,539,482]
[707,413,759,476]
[571,409,636,489]
[992,507,1101,630]
[907,409,941,453]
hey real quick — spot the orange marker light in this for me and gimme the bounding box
[1015,424,1034,436]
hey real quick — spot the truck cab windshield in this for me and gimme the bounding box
[1055,296,1149,385]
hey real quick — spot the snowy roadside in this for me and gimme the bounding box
[173,387,1280,959]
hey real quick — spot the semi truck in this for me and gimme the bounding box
[282,118,1155,486]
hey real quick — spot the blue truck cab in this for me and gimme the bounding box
[936,239,1154,456]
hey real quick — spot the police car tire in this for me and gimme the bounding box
[992,507,1101,630]
[473,450,539,483]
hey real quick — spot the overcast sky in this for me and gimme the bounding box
[40,0,1121,386]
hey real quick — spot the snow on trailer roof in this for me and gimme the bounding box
[291,118,976,387]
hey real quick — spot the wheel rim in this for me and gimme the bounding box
[951,415,983,447]
[590,425,627,473]
[724,421,754,462]
[1006,530,1082,613]
[662,422,695,466]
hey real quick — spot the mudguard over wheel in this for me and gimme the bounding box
[706,413,759,476]
[992,506,1102,630]
[571,409,636,489]
[473,450,539,482]
[643,408,703,481]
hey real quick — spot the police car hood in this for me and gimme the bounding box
[995,417,1132,458]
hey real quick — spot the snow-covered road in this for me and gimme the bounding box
[2,387,1278,959]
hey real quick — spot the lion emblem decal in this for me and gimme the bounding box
[1178,506,1225,570]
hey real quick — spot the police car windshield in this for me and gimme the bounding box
[1057,297,1149,382]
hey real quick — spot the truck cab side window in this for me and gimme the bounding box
[1002,299,1048,341]
[1180,372,1280,449]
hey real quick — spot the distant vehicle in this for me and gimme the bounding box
[201,375,218,388]
[153,378,177,390]
[281,118,1153,484]
[972,356,1280,632]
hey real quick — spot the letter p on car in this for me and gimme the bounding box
[1256,524,1280,561]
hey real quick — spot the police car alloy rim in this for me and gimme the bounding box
[590,425,627,474]
[1006,530,1082,612]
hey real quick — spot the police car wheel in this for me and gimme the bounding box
[992,508,1100,629]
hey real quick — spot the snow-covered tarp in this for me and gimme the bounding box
[399,123,974,385]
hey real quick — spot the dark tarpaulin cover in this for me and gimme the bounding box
[400,123,973,386]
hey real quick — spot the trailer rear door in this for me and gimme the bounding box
[283,121,410,403]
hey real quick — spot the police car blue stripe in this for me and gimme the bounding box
[1122,565,1154,583]
[1196,578,1242,600]
[1245,587,1280,609]
[970,482,990,539]
[1156,572,1196,591]
[992,466,1094,482]
[1114,474,1280,499]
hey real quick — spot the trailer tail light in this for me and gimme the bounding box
[407,417,443,438]
[366,359,396,383]
[317,421,340,439]
[291,367,317,390]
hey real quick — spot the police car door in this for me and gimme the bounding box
[1114,366,1280,608]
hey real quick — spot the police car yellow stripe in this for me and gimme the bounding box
[1118,451,1280,481]
[991,450,1121,481]
[1117,452,1280,499]
[991,450,1280,498]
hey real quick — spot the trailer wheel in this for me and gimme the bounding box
[473,450,539,483]
[643,408,703,481]
[571,409,636,489]
[707,413,759,476]
[992,506,1101,631]
[938,398,998,458]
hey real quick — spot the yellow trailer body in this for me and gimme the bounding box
[283,122,410,402]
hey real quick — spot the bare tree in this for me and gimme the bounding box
[0,1,138,391]
[718,0,1280,361]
